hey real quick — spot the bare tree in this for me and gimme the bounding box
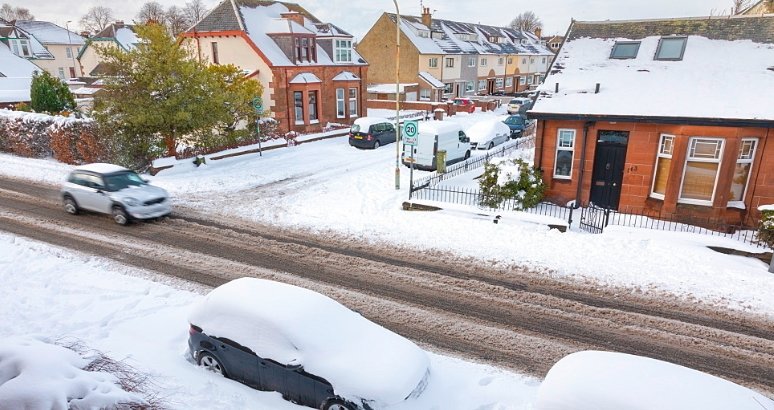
[79,6,114,34]
[732,0,752,14]
[136,1,166,24]
[0,3,34,21]
[509,11,543,33]
[165,6,188,36]
[183,0,208,26]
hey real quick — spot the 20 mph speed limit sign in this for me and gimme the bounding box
[403,120,419,146]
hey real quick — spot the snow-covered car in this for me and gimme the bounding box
[535,351,774,410]
[465,120,511,150]
[506,97,532,114]
[61,163,171,225]
[502,115,534,138]
[348,117,396,149]
[188,278,430,410]
[452,97,477,113]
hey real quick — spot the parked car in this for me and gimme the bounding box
[348,117,396,149]
[466,120,511,150]
[507,97,532,114]
[188,278,430,410]
[402,121,471,170]
[502,114,533,138]
[61,163,171,225]
[452,97,477,113]
[536,351,774,410]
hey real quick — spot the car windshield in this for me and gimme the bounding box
[453,99,466,105]
[103,171,146,192]
[350,124,362,133]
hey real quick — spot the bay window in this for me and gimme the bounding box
[348,88,358,117]
[336,88,345,118]
[308,91,319,123]
[335,39,352,63]
[554,129,575,179]
[294,91,304,124]
[650,134,674,199]
[729,139,757,203]
[679,138,723,204]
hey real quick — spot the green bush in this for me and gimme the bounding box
[478,158,545,210]
[30,71,75,114]
[759,209,774,248]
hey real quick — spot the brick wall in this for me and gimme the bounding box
[357,13,420,85]
[536,119,773,223]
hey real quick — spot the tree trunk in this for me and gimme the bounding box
[164,133,176,157]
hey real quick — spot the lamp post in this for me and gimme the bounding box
[393,0,401,190]
[65,21,77,79]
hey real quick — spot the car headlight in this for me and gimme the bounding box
[124,197,140,207]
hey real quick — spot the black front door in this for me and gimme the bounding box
[590,130,629,210]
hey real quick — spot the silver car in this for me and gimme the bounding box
[61,163,171,225]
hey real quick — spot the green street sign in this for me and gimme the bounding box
[251,97,263,112]
[404,120,418,138]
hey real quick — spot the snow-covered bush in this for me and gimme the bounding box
[478,158,545,210]
[758,206,774,248]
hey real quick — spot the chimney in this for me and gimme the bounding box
[534,27,542,39]
[281,11,305,27]
[80,31,90,38]
[421,7,432,29]
[115,20,124,29]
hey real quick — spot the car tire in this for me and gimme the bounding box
[320,398,356,410]
[198,352,227,377]
[111,205,130,225]
[464,150,471,160]
[373,140,380,149]
[488,142,494,150]
[63,195,79,215]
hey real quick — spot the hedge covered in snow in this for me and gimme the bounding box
[758,206,774,248]
[0,109,107,164]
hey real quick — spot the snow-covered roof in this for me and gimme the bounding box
[188,278,429,406]
[74,163,128,174]
[114,27,139,51]
[0,20,53,59]
[532,16,774,123]
[86,23,139,54]
[352,117,390,129]
[15,20,85,46]
[419,71,444,88]
[189,1,365,67]
[73,87,103,96]
[0,42,40,103]
[535,351,774,410]
[289,72,321,84]
[332,71,360,81]
[367,83,418,94]
[388,13,553,57]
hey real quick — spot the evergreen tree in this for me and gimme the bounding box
[93,23,263,167]
[29,71,75,113]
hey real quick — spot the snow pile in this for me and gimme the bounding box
[0,337,142,409]
[535,350,774,410]
[189,278,430,406]
[0,108,91,127]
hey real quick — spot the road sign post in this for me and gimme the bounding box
[403,120,419,199]
[252,97,264,157]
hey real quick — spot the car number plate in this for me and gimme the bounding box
[354,136,363,139]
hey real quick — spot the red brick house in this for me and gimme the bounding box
[182,0,368,133]
[530,16,774,224]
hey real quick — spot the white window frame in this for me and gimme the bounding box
[729,138,758,205]
[10,39,32,57]
[348,87,358,117]
[465,81,474,92]
[498,57,504,65]
[419,88,431,100]
[66,47,72,58]
[678,137,724,205]
[57,67,65,79]
[507,57,513,64]
[336,88,345,119]
[445,58,454,68]
[478,80,486,91]
[505,77,513,87]
[526,76,533,85]
[650,134,675,199]
[519,76,526,85]
[294,91,304,125]
[495,78,504,88]
[480,57,487,66]
[468,56,476,67]
[554,129,576,180]
[429,57,438,68]
[334,39,352,63]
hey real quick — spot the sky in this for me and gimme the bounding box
[7,0,739,40]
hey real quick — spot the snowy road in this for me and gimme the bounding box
[1,175,773,396]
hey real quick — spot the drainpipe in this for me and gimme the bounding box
[747,127,770,224]
[574,121,594,208]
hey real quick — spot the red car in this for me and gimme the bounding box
[452,97,477,113]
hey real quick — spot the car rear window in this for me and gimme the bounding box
[509,99,520,104]
[103,171,146,192]
[351,124,362,133]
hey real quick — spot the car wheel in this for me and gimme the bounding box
[63,196,79,215]
[464,150,471,160]
[111,205,129,225]
[373,140,380,149]
[320,398,356,410]
[198,352,226,376]
[488,142,494,150]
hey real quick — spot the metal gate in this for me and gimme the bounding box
[579,205,610,234]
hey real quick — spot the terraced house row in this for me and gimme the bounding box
[358,7,554,102]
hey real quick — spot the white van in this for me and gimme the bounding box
[402,122,471,171]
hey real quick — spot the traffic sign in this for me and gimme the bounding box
[403,120,419,146]
[251,97,263,113]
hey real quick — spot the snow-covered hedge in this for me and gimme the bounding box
[479,158,545,210]
[0,109,106,164]
[758,205,774,248]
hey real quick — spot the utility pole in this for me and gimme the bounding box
[393,0,401,190]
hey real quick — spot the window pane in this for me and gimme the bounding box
[660,136,674,155]
[729,163,751,201]
[653,157,671,195]
[681,161,718,201]
[738,140,756,160]
[558,131,574,148]
[611,42,640,59]
[690,139,721,159]
[294,91,304,123]
[555,151,573,177]
[308,91,318,121]
[656,38,686,60]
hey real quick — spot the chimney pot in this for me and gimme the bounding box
[421,7,432,29]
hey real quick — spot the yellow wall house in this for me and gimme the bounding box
[14,20,85,81]
[358,8,554,100]
[78,22,139,78]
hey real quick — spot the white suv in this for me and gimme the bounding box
[61,163,171,225]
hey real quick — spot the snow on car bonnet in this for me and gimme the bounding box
[189,278,430,405]
[465,120,510,142]
[535,350,774,410]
